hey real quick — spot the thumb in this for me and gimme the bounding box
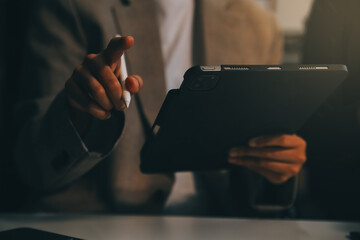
[103,36,134,67]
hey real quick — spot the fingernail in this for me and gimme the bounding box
[105,112,111,119]
[121,101,126,109]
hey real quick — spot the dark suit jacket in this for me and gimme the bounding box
[300,0,360,221]
[5,0,291,214]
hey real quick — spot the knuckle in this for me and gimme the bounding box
[302,141,307,150]
[298,154,307,163]
[103,65,113,75]
[84,54,97,66]
[279,135,288,145]
[91,83,106,97]
[73,65,82,74]
[133,74,142,80]
[280,175,290,183]
[99,67,108,78]
[270,178,282,184]
[299,137,307,147]
[84,55,92,63]
[107,78,121,92]
[115,101,125,111]
[289,166,299,175]
[97,111,110,120]
[134,74,143,85]
[294,135,307,147]
[91,112,105,120]
[275,175,289,184]
[87,53,97,60]
[267,176,281,184]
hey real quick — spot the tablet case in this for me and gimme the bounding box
[140,65,348,173]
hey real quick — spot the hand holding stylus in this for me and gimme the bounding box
[65,36,143,134]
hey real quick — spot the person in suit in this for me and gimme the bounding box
[10,0,306,215]
[298,0,360,221]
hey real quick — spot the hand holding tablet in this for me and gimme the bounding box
[141,65,348,174]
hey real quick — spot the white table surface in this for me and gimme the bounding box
[0,214,359,240]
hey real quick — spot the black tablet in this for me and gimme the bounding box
[140,65,348,173]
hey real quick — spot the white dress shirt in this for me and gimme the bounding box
[154,0,197,213]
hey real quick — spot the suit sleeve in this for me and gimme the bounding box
[13,0,124,192]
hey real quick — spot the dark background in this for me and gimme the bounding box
[0,0,32,211]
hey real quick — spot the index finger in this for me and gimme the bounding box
[103,36,134,67]
[248,134,306,148]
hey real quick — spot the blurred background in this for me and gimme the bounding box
[257,0,314,63]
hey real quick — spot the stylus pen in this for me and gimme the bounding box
[115,34,131,108]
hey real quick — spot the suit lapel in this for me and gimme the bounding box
[114,0,166,126]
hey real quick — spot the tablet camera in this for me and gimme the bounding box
[188,75,219,91]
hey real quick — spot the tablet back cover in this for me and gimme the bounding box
[141,65,348,173]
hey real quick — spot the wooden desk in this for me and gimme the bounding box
[0,214,359,240]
